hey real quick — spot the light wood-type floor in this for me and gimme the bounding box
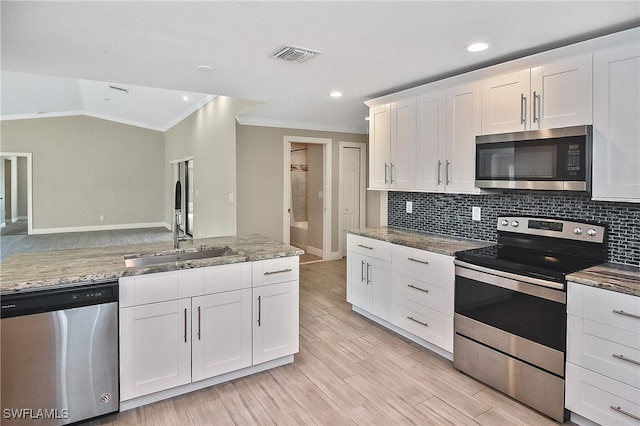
[95,258,566,426]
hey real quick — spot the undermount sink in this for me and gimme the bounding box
[124,246,238,267]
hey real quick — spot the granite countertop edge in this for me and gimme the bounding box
[0,234,304,294]
[349,227,640,297]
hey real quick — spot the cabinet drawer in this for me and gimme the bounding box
[203,262,252,294]
[393,274,452,314]
[347,234,392,262]
[119,271,178,307]
[392,297,453,352]
[566,363,640,426]
[252,256,299,287]
[581,331,640,388]
[568,283,640,334]
[392,244,453,283]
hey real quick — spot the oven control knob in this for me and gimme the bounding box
[511,220,519,228]
[573,227,583,235]
[501,219,509,227]
[587,228,597,237]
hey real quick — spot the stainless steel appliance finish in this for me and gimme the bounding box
[454,216,607,423]
[1,281,119,425]
[475,125,592,192]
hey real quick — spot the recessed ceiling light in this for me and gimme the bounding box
[182,96,189,101]
[197,65,215,72]
[329,91,343,98]
[364,116,370,121]
[465,42,489,53]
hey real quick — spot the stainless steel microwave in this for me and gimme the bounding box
[475,125,592,192]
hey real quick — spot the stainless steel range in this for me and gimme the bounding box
[454,216,608,422]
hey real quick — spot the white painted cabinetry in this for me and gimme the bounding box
[391,244,455,353]
[566,283,640,425]
[346,234,392,320]
[592,42,640,202]
[416,90,446,191]
[347,234,455,358]
[119,258,298,403]
[252,257,300,364]
[481,55,592,134]
[369,99,416,190]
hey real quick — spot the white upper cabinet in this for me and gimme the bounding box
[369,99,416,190]
[416,90,446,191]
[482,55,592,134]
[592,42,640,202]
[445,82,482,193]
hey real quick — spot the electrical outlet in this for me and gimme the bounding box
[99,215,105,221]
[228,193,234,202]
[406,201,413,214]
[472,206,481,221]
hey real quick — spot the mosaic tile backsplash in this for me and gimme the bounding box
[388,191,640,267]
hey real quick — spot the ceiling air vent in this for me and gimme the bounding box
[269,44,321,63]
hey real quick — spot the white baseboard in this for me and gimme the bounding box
[31,222,169,235]
[305,245,323,257]
[328,251,343,261]
[13,216,27,223]
[0,222,5,229]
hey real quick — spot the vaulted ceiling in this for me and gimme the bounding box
[2,1,638,133]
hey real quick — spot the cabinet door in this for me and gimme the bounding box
[530,55,592,130]
[592,43,640,202]
[446,81,482,193]
[368,256,392,321]
[191,289,252,382]
[481,69,531,134]
[416,90,446,191]
[347,251,372,310]
[253,281,299,365]
[120,299,191,400]
[369,104,391,189]
[390,98,416,189]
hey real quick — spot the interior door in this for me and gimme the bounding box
[342,147,361,254]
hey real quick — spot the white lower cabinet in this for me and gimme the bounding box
[346,234,454,357]
[566,282,640,425]
[119,257,298,403]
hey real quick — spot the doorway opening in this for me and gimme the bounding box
[283,136,332,261]
[0,153,33,236]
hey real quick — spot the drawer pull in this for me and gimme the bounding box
[407,316,428,327]
[408,284,429,293]
[357,244,374,250]
[613,309,640,320]
[264,268,292,276]
[613,353,640,366]
[610,405,640,422]
[408,257,429,265]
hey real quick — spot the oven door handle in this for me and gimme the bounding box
[454,260,566,304]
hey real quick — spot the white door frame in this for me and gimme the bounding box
[283,136,332,261]
[0,152,33,235]
[338,141,367,258]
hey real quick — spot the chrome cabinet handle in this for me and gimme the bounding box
[184,308,188,343]
[613,309,640,320]
[257,295,261,326]
[407,316,428,327]
[366,263,371,285]
[361,260,365,283]
[408,284,429,293]
[197,306,201,341]
[445,161,450,184]
[357,244,373,250]
[390,163,395,184]
[408,257,429,265]
[437,160,442,184]
[264,268,292,275]
[384,163,389,184]
[613,353,640,366]
[610,406,640,422]
[533,91,540,123]
[520,93,526,125]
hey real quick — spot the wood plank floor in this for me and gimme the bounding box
[97,259,565,426]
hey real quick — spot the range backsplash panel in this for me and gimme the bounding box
[388,191,639,267]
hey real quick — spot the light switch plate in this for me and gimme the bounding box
[406,201,413,214]
[472,206,481,221]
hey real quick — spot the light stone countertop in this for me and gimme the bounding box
[567,263,640,297]
[347,226,493,256]
[0,234,303,294]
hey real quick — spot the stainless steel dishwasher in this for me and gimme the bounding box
[1,280,119,425]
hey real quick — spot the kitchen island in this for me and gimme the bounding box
[0,233,303,293]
